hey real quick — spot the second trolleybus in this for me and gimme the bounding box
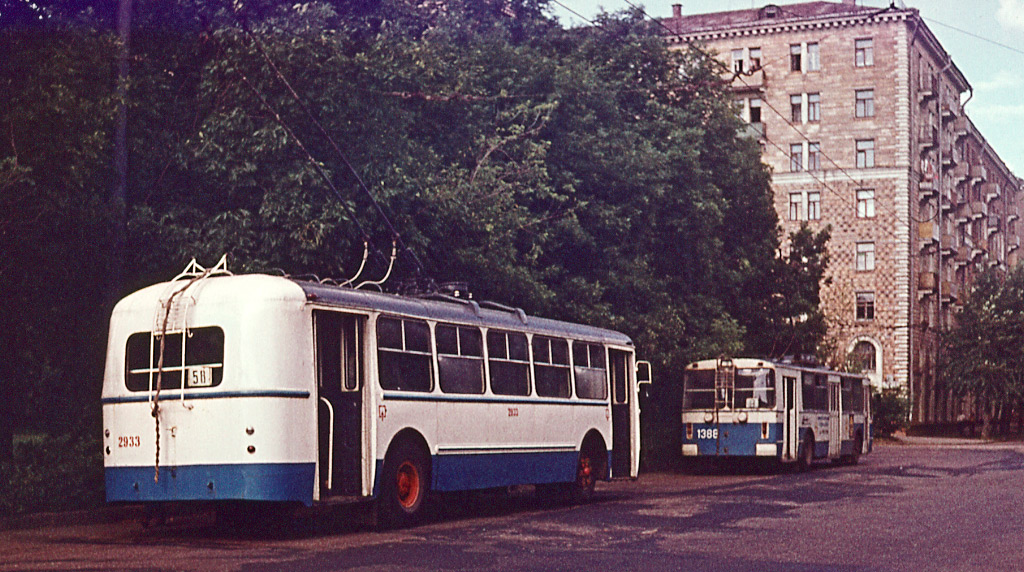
[680,357,871,469]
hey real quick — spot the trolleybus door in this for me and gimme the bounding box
[314,311,364,497]
[610,349,632,478]
[828,376,841,458]
[781,373,798,461]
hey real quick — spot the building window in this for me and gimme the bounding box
[749,97,762,123]
[855,38,874,67]
[852,340,876,372]
[856,242,876,271]
[732,49,745,74]
[808,192,821,220]
[790,44,802,72]
[789,193,803,221]
[791,94,802,123]
[807,93,820,122]
[856,189,875,218]
[856,292,875,321]
[808,142,821,170]
[749,47,762,70]
[855,89,875,118]
[806,42,820,71]
[790,143,803,172]
[856,139,875,168]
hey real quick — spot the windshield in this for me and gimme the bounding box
[683,367,776,409]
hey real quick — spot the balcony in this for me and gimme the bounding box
[738,121,765,141]
[970,163,988,184]
[955,202,972,224]
[940,191,955,213]
[988,216,1002,236]
[1008,204,1020,223]
[732,67,766,91]
[941,234,956,257]
[955,244,972,267]
[1009,235,1021,252]
[972,241,988,260]
[918,75,937,103]
[918,126,938,151]
[952,162,970,184]
[953,116,970,140]
[971,200,988,220]
[941,280,960,304]
[941,101,958,121]
[918,220,939,248]
[982,183,1000,202]
[918,271,938,293]
[919,177,938,201]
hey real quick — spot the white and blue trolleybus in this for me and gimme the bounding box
[680,357,871,469]
[101,259,643,525]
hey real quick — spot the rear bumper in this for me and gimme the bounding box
[105,462,315,505]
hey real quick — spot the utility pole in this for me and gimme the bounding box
[111,0,132,305]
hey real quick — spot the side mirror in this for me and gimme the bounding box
[636,360,652,386]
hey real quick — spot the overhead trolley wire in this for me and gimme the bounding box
[622,0,920,247]
[228,2,432,283]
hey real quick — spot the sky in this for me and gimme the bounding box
[548,0,1024,176]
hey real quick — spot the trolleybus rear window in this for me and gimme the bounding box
[125,327,224,391]
[487,330,530,396]
[377,317,432,392]
[436,324,485,394]
[532,335,570,398]
[573,342,607,400]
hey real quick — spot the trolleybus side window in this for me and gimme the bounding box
[533,335,570,398]
[842,376,864,412]
[573,342,607,400]
[801,373,828,410]
[125,327,224,391]
[436,324,485,394]
[377,317,432,392]
[487,330,530,396]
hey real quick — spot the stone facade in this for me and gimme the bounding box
[663,1,1024,425]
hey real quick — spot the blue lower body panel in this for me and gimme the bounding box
[432,451,579,492]
[373,450,584,496]
[105,463,315,505]
[682,423,782,457]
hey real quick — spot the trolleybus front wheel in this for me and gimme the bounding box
[379,439,431,528]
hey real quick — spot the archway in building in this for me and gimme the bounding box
[847,337,882,388]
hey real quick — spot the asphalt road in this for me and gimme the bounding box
[3,439,1023,572]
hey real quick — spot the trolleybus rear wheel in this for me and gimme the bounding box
[569,444,606,504]
[379,439,431,528]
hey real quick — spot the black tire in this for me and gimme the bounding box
[569,444,606,504]
[379,439,431,529]
[798,433,814,472]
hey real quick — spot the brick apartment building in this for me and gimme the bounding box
[662,0,1024,426]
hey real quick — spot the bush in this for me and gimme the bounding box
[872,387,910,438]
[0,431,105,516]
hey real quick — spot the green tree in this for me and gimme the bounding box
[939,265,1024,438]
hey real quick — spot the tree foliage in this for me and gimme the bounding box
[0,0,833,476]
[939,265,1024,438]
